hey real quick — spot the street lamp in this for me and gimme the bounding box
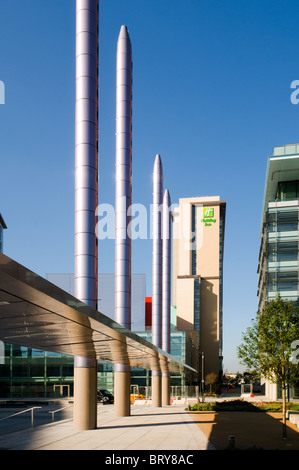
[199,352,205,402]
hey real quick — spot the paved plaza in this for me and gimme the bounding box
[0,403,214,451]
[1,399,298,452]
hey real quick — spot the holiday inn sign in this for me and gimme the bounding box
[202,207,216,226]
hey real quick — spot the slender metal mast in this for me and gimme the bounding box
[162,189,171,353]
[74,0,99,430]
[114,25,133,417]
[75,0,99,310]
[115,24,133,332]
[152,154,163,349]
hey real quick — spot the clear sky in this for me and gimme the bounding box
[1,0,299,372]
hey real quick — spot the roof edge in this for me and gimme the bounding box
[0,214,7,229]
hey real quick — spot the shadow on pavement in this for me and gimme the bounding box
[0,404,73,435]
[189,406,299,450]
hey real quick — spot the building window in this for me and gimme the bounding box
[276,180,299,200]
[268,222,298,232]
[268,271,298,292]
[194,278,200,333]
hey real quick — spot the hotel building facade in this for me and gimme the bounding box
[172,196,226,380]
[258,144,299,399]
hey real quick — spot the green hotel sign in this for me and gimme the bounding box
[202,207,216,226]
[203,208,214,217]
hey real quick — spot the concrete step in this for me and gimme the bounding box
[287,410,299,428]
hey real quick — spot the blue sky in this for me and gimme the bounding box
[1,0,299,371]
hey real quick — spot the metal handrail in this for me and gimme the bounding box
[49,405,72,422]
[0,406,42,428]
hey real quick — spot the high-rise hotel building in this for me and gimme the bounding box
[172,196,226,378]
[258,144,299,399]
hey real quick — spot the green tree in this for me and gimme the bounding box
[205,372,218,394]
[237,296,299,439]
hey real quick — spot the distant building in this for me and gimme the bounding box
[46,273,146,332]
[258,144,299,400]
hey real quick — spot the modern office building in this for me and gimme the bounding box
[45,273,198,391]
[0,271,143,398]
[0,324,196,399]
[172,196,226,380]
[0,268,197,399]
[258,144,299,399]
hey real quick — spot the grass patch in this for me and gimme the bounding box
[257,402,299,412]
[188,400,256,412]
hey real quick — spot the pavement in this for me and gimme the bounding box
[0,400,298,452]
[0,403,214,451]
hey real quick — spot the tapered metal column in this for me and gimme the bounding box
[162,189,171,405]
[151,154,163,406]
[74,0,99,430]
[162,189,171,353]
[152,154,163,348]
[114,25,133,417]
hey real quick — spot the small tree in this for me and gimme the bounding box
[205,372,218,394]
[237,296,299,439]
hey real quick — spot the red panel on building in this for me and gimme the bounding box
[145,297,152,329]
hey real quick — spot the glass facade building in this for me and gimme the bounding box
[0,332,197,399]
[258,144,299,399]
[258,202,299,310]
[0,270,197,398]
[0,344,74,399]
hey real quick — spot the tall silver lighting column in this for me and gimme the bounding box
[152,154,163,349]
[151,154,163,407]
[162,189,171,354]
[114,25,133,417]
[74,0,99,430]
[162,189,171,405]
